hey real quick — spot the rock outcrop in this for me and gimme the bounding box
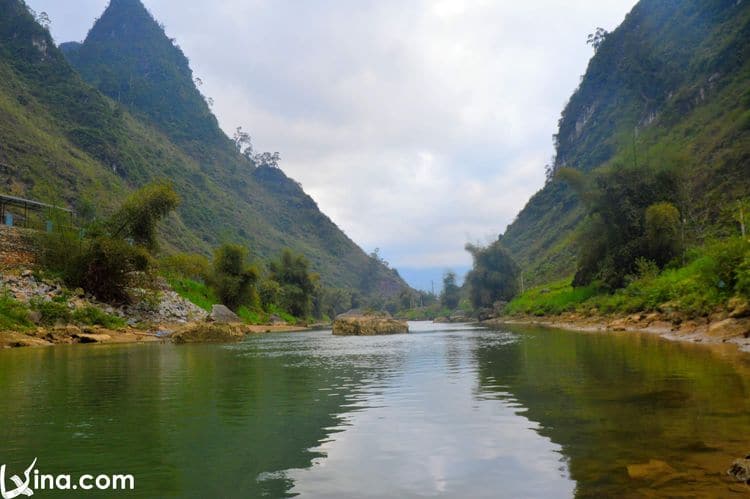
[171,323,246,343]
[332,311,408,336]
[728,456,750,483]
[209,304,241,323]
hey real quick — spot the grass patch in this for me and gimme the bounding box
[505,279,601,316]
[168,277,218,312]
[0,293,32,331]
[507,238,750,318]
[72,306,126,329]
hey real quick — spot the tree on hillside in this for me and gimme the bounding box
[441,271,460,310]
[40,182,179,303]
[269,249,318,317]
[109,181,179,251]
[465,241,520,309]
[587,27,608,52]
[253,151,281,169]
[558,163,680,288]
[644,202,681,267]
[212,244,258,310]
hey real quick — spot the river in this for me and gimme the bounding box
[0,322,748,497]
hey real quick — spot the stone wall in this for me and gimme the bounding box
[0,225,37,268]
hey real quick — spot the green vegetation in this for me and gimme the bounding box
[506,238,750,319]
[0,293,32,330]
[465,241,520,310]
[0,0,407,302]
[211,244,259,311]
[168,277,217,312]
[71,306,126,329]
[39,183,177,303]
[501,0,750,286]
[441,272,460,310]
[505,280,601,317]
[269,250,318,318]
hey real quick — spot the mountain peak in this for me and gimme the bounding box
[67,0,223,146]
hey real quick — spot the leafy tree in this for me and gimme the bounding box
[465,241,520,309]
[559,163,679,288]
[586,27,608,52]
[109,182,179,251]
[253,151,281,168]
[269,249,318,317]
[441,271,460,310]
[212,244,258,311]
[39,181,178,303]
[644,202,681,267]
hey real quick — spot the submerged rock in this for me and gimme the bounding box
[171,323,246,343]
[627,459,676,481]
[728,457,750,483]
[332,311,408,336]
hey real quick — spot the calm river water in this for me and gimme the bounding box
[0,322,748,497]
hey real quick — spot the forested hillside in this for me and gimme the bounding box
[501,0,750,285]
[0,0,406,295]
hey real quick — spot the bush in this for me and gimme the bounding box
[465,240,520,308]
[258,279,281,311]
[738,254,750,297]
[108,182,179,251]
[212,244,258,311]
[160,253,211,281]
[0,293,32,330]
[72,306,126,329]
[30,297,71,325]
[74,237,152,304]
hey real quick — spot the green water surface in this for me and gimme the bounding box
[0,322,748,497]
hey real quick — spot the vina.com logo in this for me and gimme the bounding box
[1,458,134,497]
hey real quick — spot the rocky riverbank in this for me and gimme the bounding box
[485,307,750,354]
[0,269,307,348]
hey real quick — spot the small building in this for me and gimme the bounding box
[0,194,75,231]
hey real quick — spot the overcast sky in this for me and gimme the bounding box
[30,0,636,290]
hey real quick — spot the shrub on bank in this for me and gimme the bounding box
[0,293,32,330]
[505,238,750,318]
[72,306,126,329]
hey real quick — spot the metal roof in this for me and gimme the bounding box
[0,194,75,214]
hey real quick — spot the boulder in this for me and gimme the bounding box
[707,318,750,339]
[728,457,750,483]
[729,297,750,319]
[171,323,246,343]
[209,304,241,323]
[268,314,286,326]
[332,311,408,336]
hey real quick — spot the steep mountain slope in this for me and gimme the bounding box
[0,0,406,293]
[501,0,750,284]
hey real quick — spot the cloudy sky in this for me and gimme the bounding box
[30,0,636,291]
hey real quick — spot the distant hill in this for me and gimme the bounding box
[500,0,750,284]
[0,0,407,295]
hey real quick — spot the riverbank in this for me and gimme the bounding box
[0,322,310,348]
[484,312,750,353]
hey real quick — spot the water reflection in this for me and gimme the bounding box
[0,323,748,497]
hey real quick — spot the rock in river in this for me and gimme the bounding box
[332,311,408,336]
[171,323,246,343]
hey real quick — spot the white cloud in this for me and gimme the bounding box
[31,0,636,287]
